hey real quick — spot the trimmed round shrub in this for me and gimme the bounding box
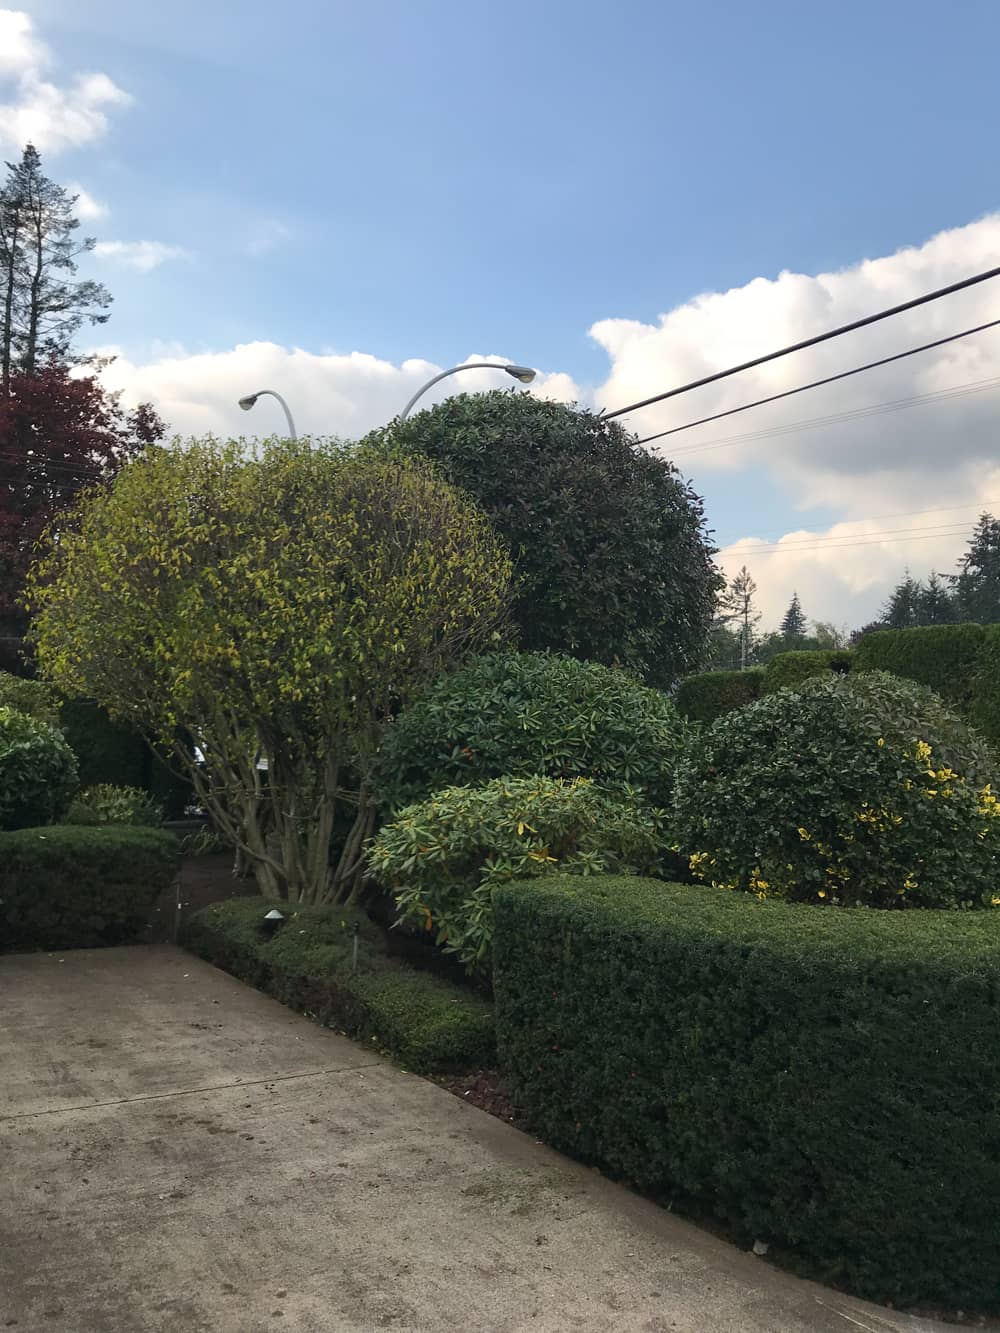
[376,390,722,687]
[66,784,164,827]
[367,775,667,970]
[0,706,78,830]
[673,671,1000,908]
[375,651,689,812]
[833,670,997,788]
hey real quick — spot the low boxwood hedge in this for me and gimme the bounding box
[182,897,496,1074]
[673,667,764,725]
[0,825,178,951]
[493,874,1000,1309]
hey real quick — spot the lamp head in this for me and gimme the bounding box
[504,365,536,385]
[238,394,259,411]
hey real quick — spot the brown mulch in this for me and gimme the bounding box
[144,852,258,944]
[437,1068,527,1128]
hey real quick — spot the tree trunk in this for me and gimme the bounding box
[0,207,20,392]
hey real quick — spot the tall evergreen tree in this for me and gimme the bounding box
[780,591,807,639]
[917,571,957,625]
[953,513,1000,624]
[0,144,112,390]
[720,565,760,668]
[882,571,925,629]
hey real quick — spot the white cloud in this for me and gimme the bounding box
[93,240,189,272]
[591,214,1000,627]
[91,212,1000,632]
[0,9,44,77]
[96,344,579,442]
[69,182,107,221]
[0,9,130,154]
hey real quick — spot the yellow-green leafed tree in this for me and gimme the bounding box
[27,437,511,903]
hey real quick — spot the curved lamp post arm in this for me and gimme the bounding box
[399,362,536,422]
[237,388,298,440]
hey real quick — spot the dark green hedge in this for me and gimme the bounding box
[761,648,853,692]
[493,874,1000,1309]
[0,825,178,951]
[60,700,192,818]
[853,624,1000,744]
[182,897,495,1074]
[673,667,763,725]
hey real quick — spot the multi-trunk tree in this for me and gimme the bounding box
[28,438,512,904]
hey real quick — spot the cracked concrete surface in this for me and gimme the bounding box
[0,946,951,1332]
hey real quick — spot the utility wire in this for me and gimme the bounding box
[666,372,1000,459]
[728,496,1000,547]
[739,530,970,556]
[735,519,974,554]
[0,450,119,481]
[635,316,1000,448]
[732,524,979,558]
[602,262,1000,421]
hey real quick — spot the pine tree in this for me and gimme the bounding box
[882,571,925,629]
[0,144,112,390]
[719,565,760,668]
[780,592,807,639]
[916,571,957,625]
[953,513,1000,624]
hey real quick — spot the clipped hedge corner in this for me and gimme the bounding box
[854,623,1000,745]
[181,897,495,1074]
[673,667,764,725]
[761,647,852,692]
[0,825,178,951]
[493,874,1000,1310]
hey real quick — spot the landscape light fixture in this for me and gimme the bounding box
[398,362,537,421]
[237,388,298,440]
[261,908,286,938]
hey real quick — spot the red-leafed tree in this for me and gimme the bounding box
[0,368,165,667]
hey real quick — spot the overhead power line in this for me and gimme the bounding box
[603,261,1000,422]
[0,450,116,481]
[666,371,1000,458]
[734,519,974,554]
[731,522,979,558]
[636,316,1000,448]
[728,496,1000,546]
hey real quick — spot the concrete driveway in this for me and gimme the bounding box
[1,946,951,1333]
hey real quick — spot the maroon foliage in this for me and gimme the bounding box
[0,367,165,625]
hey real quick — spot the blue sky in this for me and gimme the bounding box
[6,0,1000,626]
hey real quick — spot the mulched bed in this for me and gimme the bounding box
[437,1068,527,1128]
[144,852,257,944]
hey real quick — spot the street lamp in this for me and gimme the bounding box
[398,362,536,422]
[238,388,298,440]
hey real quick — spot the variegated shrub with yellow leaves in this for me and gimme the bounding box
[673,671,1000,909]
[27,437,512,904]
[366,775,666,970]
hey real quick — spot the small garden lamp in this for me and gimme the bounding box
[262,908,285,938]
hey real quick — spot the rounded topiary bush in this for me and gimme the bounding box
[375,651,689,812]
[673,671,1000,908]
[0,705,78,830]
